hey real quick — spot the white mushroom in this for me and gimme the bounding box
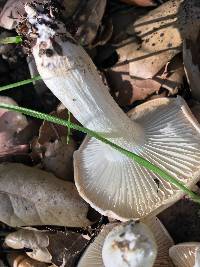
[102,221,157,267]
[169,242,200,267]
[78,217,174,267]
[25,2,200,220]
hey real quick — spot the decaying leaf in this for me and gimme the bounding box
[106,53,184,106]
[32,104,77,180]
[7,253,50,267]
[74,0,107,46]
[117,0,182,79]
[5,227,90,267]
[0,163,91,227]
[34,137,76,181]
[120,0,156,7]
[0,96,29,160]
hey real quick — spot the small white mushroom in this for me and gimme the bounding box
[169,242,200,267]
[25,2,200,220]
[78,217,173,267]
[102,221,157,267]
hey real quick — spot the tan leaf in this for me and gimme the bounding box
[0,163,91,227]
[116,0,182,79]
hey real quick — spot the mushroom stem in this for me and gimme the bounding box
[25,3,145,150]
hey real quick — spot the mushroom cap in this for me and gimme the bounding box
[78,217,173,267]
[169,242,200,267]
[74,96,200,220]
[102,221,157,267]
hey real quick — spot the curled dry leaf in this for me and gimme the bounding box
[5,227,90,267]
[116,0,182,80]
[0,96,29,159]
[0,163,91,227]
[74,0,107,46]
[120,0,156,7]
[7,253,50,267]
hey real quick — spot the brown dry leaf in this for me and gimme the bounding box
[6,228,90,267]
[0,96,29,159]
[74,0,107,46]
[34,137,76,181]
[106,63,161,106]
[32,104,78,180]
[7,253,50,267]
[0,162,91,227]
[37,104,78,145]
[116,0,182,80]
[177,0,200,101]
[120,0,156,7]
[106,54,184,106]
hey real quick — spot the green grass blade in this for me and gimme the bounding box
[0,75,41,92]
[0,102,199,204]
[0,36,22,44]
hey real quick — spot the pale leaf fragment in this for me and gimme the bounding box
[0,163,91,227]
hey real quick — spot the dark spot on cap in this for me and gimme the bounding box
[45,48,54,57]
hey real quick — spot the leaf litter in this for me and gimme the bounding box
[0,0,200,266]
